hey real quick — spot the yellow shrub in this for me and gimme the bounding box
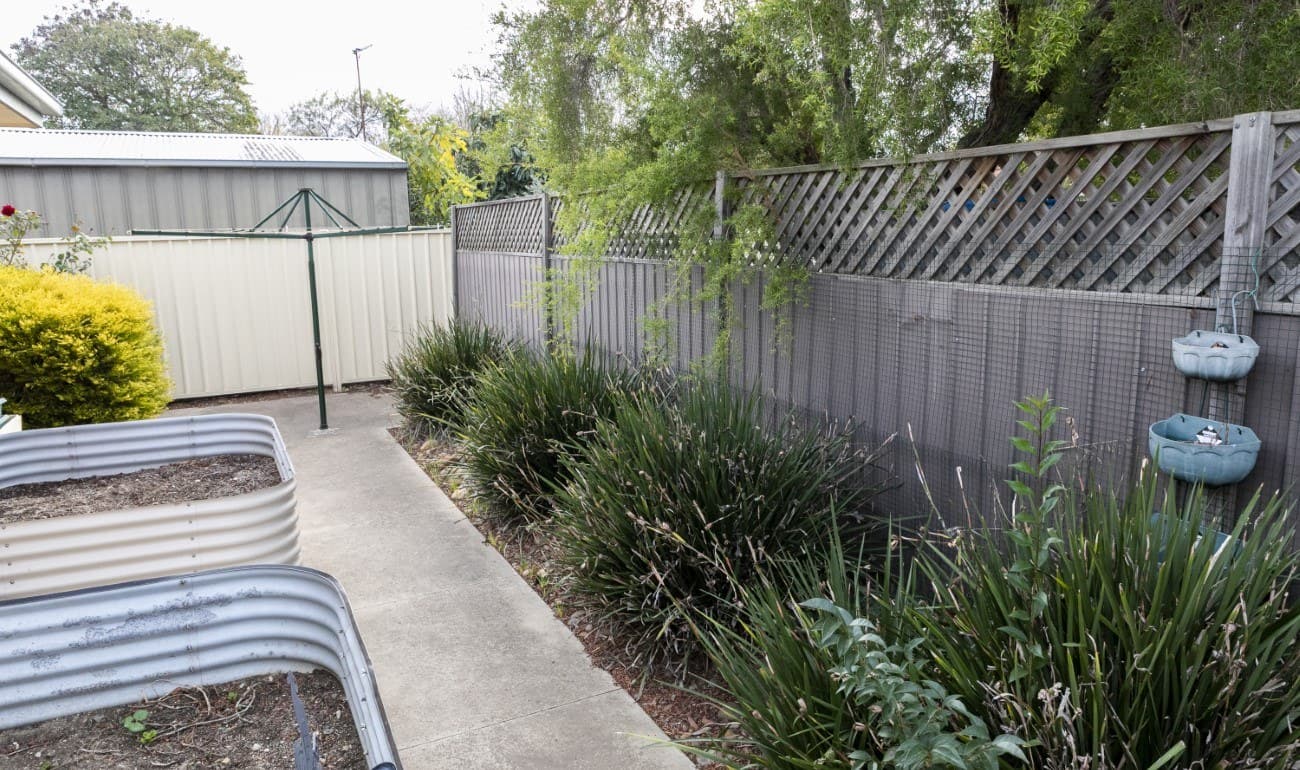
[0,266,170,427]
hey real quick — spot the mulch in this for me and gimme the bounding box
[0,455,281,525]
[0,670,366,769]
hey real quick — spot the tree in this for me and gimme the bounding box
[13,1,258,133]
[266,89,393,142]
[458,111,542,200]
[960,0,1300,147]
[380,99,482,226]
[496,0,1300,173]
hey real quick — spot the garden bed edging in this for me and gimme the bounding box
[0,413,300,599]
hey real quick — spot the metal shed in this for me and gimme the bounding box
[0,128,410,235]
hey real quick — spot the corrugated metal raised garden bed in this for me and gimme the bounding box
[0,565,400,769]
[0,413,300,599]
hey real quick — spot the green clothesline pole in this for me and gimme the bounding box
[302,194,328,430]
[134,188,415,432]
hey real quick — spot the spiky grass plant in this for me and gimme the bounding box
[554,381,882,659]
[385,320,512,435]
[904,393,1300,769]
[456,346,647,521]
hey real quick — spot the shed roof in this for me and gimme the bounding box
[0,128,407,169]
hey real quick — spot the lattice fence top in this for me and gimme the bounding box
[1261,119,1300,304]
[456,196,544,254]
[739,127,1236,299]
[455,111,1300,302]
[550,183,715,262]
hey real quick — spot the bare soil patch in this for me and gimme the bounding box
[0,455,280,524]
[391,427,734,767]
[0,670,365,770]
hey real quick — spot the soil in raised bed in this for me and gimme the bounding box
[0,454,281,525]
[0,670,366,769]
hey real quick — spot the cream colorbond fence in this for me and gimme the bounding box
[22,229,453,398]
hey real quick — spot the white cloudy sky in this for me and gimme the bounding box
[3,0,531,116]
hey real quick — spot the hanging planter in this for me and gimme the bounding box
[1148,414,1260,486]
[1171,330,1259,381]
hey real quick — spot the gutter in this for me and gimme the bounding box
[0,51,62,123]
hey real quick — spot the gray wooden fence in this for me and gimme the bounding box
[452,111,1300,521]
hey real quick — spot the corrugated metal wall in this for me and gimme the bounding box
[22,231,453,399]
[0,165,410,235]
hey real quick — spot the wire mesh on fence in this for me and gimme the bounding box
[455,242,1300,532]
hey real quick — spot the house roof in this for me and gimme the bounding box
[0,128,408,169]
[0,51,63,128]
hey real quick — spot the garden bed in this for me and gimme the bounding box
[392,428,733,756]
[0,414,300,599]
[0,671,365,769]
[0,565,401,769]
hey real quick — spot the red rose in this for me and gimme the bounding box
[0,205,14,217]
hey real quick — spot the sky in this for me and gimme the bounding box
[3,0,530,117]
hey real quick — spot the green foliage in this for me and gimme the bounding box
[121,708,157,745]
[380,99,483,226]
[456,347,644,520]
[0,208,42,267]
[900,394,1300,769]
[0,207,108,273]
[802,599,1026,770]
[386,320,513,435]
[681,542,1023,770]
[968,0,1300,144]
[459,111,543,200]
[0,265,170,427]
[268,89,395,142]
[14,1,258,132]
[554,381,878,656]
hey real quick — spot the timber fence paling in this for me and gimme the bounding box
[451,111,1300,523]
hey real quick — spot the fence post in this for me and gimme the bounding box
[1215,113,1274,419]
[540,192,555,348]
[1209,111,1275,520]
[713,170,731,374]
[450,204,460,320]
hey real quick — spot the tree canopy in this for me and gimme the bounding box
[13,1,259,133]
[377,100,482,226]
[263,89,393,143]
[492,0,1300,193]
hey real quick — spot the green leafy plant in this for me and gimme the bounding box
[0,265,170,427]
[901,394,1300,769]
[554,381,881,657]
[802,599,1026,770]
[1,206,108,273]
[0,206,41,267]
[122,708,158,745]
[456,346,646,520]
[386,320,513,435]
[680,538,1022,769]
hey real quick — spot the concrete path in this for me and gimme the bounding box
[176,391,693,770]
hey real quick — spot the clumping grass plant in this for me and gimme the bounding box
[554,381,882,659]
[386,320,512,435]
[902,393,1300,769]
[456,346,647,521]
